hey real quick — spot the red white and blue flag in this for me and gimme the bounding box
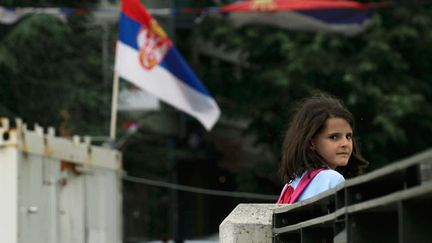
[115,0,220,130]
[221,0,377,36]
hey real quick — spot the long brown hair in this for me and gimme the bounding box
[279,91,368,182]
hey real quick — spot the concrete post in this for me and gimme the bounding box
[219,204,285,243]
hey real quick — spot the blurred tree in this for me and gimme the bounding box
[192,3,432,171]
[0,7,113,136]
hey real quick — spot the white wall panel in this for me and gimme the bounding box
[0,118,122,243]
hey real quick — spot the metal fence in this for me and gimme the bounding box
[0,118,122,243]
[273,149,432,243]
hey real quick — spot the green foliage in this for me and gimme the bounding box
[0,13,112,136]
[194,5,432,170]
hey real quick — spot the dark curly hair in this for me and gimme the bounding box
[279,91,368,182]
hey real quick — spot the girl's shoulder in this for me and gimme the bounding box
[293,169,344,202]
[316,169,344,178]
[314,169,345,187]
[290,169,344,188]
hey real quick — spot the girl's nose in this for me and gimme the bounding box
[340,137,350,146]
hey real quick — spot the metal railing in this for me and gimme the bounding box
[273,149,432,243]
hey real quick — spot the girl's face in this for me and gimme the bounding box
[311,117,353,169]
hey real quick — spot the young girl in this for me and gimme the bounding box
[277,92,368,204]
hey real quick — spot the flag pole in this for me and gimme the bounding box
[110,71,120,141]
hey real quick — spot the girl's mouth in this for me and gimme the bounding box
[337,152,350,156]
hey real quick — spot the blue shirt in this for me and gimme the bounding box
[290,170,345,202]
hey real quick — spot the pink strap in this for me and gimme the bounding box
[276,184,293,204]
[288,168,327,204]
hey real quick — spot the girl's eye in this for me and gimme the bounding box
[329,135,338,140]
[347,134,353,140]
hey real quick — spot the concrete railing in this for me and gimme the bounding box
[220,204,285,243]
[220,149,432,243]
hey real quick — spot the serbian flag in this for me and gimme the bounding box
[221,0,378,36]
[115,0,220,130]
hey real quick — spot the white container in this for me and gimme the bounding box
[0,118,122,243]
